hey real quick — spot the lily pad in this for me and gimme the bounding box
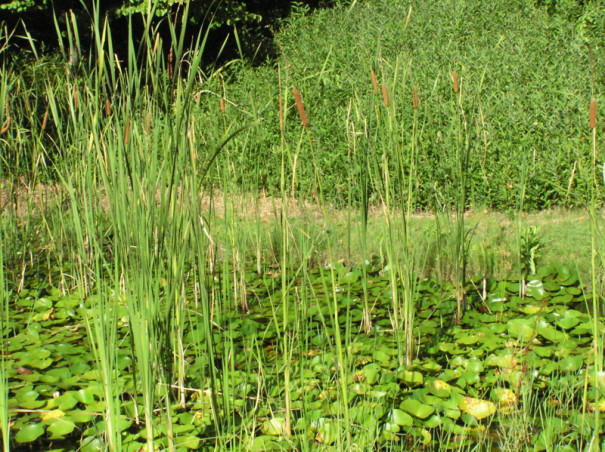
[400,398,435,419]
[458,398,496,420]
[15,423,45,443]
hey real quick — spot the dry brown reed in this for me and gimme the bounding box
[452,71,459,93]
[371,69,378,95]
[293,87,308,128]
[0,103,10,135]
[41,110,48,131]
[590,97,596,129]
[381,84,389,107]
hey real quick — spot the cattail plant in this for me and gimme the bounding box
[371,69,378,95]
[412,86,419,109]
[168,47,174,80]
[452,71,459,93]
[292,87,308,127]
[124,118,131,144]
[105,99,111,117]
[381,83,389,107]
[590,97,596,130]
[219,98,225,114]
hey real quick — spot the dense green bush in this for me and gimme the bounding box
[210,0,604,210]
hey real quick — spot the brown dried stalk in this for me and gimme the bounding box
[381,84,389,107]
[590,97,596,129]
[41,110,48,131]
[371,69,378,95]
[293,87,308,128]
[452,71,459,93]
[1,103,10,135]
[412,86,419,109]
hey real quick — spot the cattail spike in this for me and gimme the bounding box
[293,87,308,128]
[145,112,151,135]
[105,99,111,116]
[124,118,131,144]
[412,86,419,109]
[219,98,225,113]
[279,92,284,132]
[590,97,597,129]
[452,71,459,93]
[168,47,174,80]
[73,88,79,109]
[371,69,378,95]
[381,84,389,107]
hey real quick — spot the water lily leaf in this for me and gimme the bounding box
[491,388,517,406]
[388,408,413,426]
[554,310,582,330]
[313,418,338,445]
[519,304,542,315]
[382,422,400,433]
[397,369,423,387]
[525,280,545,300]
[400,398,434,419]
[427,379,452,398]
[507,318,535,341]
[261,418,286,436]
[80,436,104,452]
[15,423,45,443]
[16,389,44,409]
[74,389,96,405]
[559,355,583,372]
[47,417,76,439]
[457,335,480,345]
[535,319,567,342]
[174,436,200,449]
[361,363,381,385]
[457,397,496,420]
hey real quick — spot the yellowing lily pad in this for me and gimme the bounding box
[457,397,496,420]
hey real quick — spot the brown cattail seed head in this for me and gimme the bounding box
[145,112,151,135]
[41,110,48,130]
[279,92,284,132]
[73,88,79,109]
[590,97,597,129]
[452,71,459,93]
[168,48,174,80]
[381,84,389,107]
[371,69,378,95]
[105,99,111,116]
[124,118,131,144]
[292,87,308,128]
[219,98,225,113]
[412,86,419,109]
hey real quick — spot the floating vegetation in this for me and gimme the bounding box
[4,262,599,450]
